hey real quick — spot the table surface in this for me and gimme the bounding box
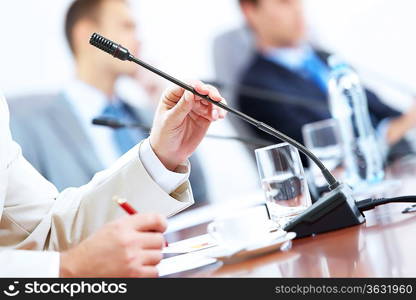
[166,156,416,277]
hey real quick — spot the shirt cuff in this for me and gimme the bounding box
[0,250,60,277]
[138,139,190,194]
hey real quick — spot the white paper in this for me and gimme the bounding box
[163,234,217,254]
[157,252,217,277]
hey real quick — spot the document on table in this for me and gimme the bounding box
[158,234,219,276]
[157,252,218,277]
[162,234,217,254]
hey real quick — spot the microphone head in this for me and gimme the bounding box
[89,33,131,61]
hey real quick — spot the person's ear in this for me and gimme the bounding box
[240,2,251,18]
[240,2,258,30]
[72,19,97,57]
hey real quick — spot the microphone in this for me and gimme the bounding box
[92,117,149,130]
[92,118,125,129]
[92,117,271,147]
[90,33,339,191]
[89,33,415,238]
[90,33,131,61]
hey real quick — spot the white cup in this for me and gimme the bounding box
[207,207,271,249]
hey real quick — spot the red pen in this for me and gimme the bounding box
[115,197,137,215]
[114,196,168,247]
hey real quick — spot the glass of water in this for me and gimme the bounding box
[255,143,312,227]
[302,119,344,188]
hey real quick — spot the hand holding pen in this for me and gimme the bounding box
[114,196,169,247]
[60,200,167,277]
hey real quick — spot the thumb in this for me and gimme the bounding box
[169,90,194,122]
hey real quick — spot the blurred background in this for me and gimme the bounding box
[1,0,415,110]
[2,0,416,229]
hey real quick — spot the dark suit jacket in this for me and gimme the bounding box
[237,51,401,155]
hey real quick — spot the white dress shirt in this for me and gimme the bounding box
[64,80,121,167]
[63,79,188,194]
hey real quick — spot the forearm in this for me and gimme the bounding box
[386,108,416,145]
[48,142,193,250]
[4,140,192,253]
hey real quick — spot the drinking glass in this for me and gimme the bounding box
[302,119,344,188]
[255,143,312,227]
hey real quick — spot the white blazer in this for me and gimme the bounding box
[0,94,194,277]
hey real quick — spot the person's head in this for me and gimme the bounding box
[239,0,306,48]
[65,0,140,78]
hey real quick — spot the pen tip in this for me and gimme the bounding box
[112,196,127,205]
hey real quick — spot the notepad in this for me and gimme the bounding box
[162,234,217,254]
[157,252,218,277]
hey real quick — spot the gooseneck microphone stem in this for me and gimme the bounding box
[89,32,340,190]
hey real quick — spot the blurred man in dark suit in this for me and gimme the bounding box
[236,0,416,158]
[9,0,208,204]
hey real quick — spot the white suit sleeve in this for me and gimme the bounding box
[1,93,195,277]
[2,141,194,252]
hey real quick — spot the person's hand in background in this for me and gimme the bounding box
[386,102,416,145]
[150,81,227,171]
[60,214,167,277]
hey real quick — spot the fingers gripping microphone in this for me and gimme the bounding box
[89,33,370,238]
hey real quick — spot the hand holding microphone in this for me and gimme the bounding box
[150,81,227,171]
[91,33,382,239]
[89,32,339,189]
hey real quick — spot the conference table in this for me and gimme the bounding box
[165,155,416,277]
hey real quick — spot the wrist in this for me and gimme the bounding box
[59,245,87,277]
[59,251,76,278]
[154,151,179,171]
[149,138,182,171]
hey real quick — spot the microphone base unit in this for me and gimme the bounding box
[284,184,365,238]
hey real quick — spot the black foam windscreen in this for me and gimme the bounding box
[89,33,131,61]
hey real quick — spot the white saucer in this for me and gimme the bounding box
[205,231,296,264]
